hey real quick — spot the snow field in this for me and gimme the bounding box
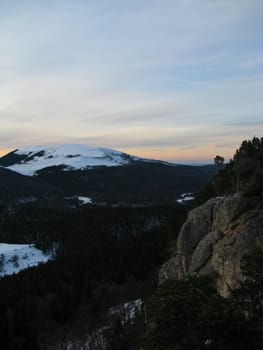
[8,144,133,176]
[0,243,52,277]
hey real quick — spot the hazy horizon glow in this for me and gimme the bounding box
[0,0,263,163]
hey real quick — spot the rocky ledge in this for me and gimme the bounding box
[159,195,263,296]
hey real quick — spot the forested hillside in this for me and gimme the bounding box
[0,167,63,207]
[0,202,188,349]
[36,162,215,203]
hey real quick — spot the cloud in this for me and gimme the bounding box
[0,0,262,162]
[224,120,263,126]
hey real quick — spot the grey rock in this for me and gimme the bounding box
[159,195,263,296]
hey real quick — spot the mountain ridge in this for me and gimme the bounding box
[0,144,178,176]
[0,144,216,204]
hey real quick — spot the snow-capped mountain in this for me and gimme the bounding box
[0,144,216,204]
[1,144,140,176]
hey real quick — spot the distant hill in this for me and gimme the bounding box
[0,145,216,204]
[0,144,147,176]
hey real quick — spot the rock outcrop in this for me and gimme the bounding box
[159,195,263,296]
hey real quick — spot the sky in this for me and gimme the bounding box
[0,0,263,164]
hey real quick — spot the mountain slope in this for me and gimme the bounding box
[0,144,141,176]
[0,167,63,206]
[35,162,215,203]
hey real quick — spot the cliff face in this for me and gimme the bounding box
[159,195,263,296]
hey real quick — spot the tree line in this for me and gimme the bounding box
[196,137,263,204]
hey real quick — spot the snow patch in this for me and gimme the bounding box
[0,243,52,277]
[177,192,195,204]
[109,298,143,322]
[77,196,92,205]
[66,196,93,206]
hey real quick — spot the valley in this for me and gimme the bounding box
[0,138,262,349]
